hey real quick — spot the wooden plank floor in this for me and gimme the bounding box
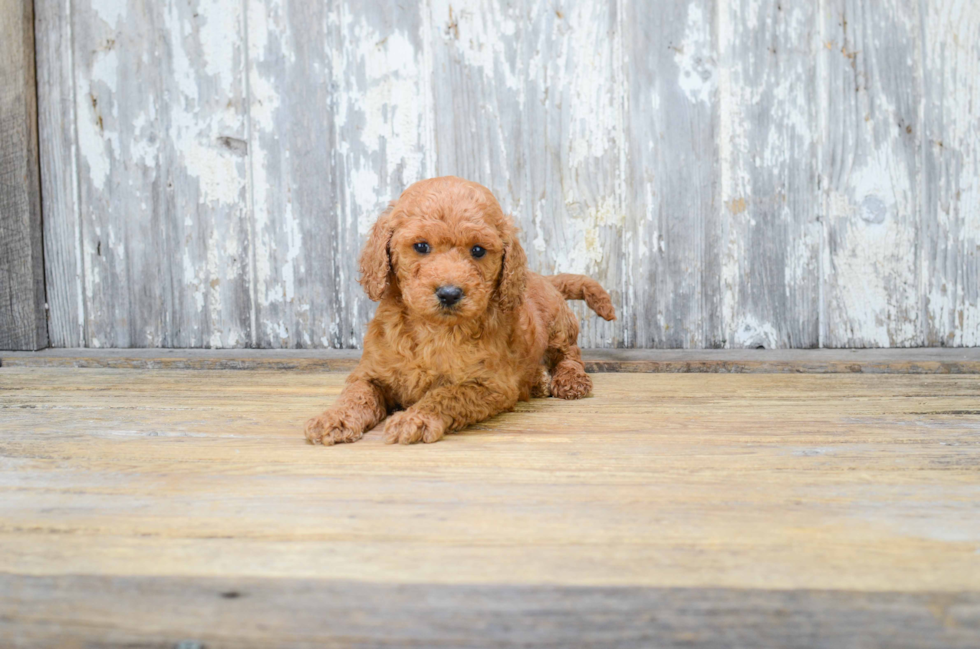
[1,366,980,647]
[4,347,980,373]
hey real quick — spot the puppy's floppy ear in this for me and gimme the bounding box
[358,204,395,301]
[496,217,528,311]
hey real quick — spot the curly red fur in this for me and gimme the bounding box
[304,176,616,446]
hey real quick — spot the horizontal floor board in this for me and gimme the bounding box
[2,368,979,645]
[3,574,979,649]
[2,348,980,373]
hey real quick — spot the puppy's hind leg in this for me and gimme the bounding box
[546,306,593,400]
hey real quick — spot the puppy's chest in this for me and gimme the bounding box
[383,342,504,405]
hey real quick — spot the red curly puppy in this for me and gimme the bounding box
[304,176,616,446]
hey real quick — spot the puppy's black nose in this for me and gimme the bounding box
[435,285,464,307]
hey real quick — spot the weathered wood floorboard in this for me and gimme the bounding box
[3,575,979,649]
[1,368,979,645]
[3,348,980,373]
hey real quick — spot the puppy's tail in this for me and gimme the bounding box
[547,274,616,321]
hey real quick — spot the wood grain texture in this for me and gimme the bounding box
[425,0,625,348]
[921,1,980,347]
[719,0,820,348]
[820,0,923,347]
[3,347,980,373]
[245,0,341,348]
[247,0,433,349]
[41,0,253,348]
[35,0,83,348]
[1,368,979,644]
[32,0,980,349]
[3,575,980,648]
[0,0,47,351]
[625,0,722,348]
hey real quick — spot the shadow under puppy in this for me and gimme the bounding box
[305,176,616,446]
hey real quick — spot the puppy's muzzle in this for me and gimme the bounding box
[435,285,464,308]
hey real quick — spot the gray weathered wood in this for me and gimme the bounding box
[921,1,980,347]
[821,0,923,347]
[429,0,625,348]
[244,0,341,348]
[625,0,722,348]
[246,0,433,349]
[31,0,980,349]
[719,0,821,348]
[3,347,980,374]
[3,574,979,648]
[35,0,83,347]
[0,0,48,351]
[40,0,253,348]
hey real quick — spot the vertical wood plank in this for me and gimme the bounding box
[820,0,923,347]
[719,0,821,349]
[921,1,980,347]
[248,0,432,349]
[245,0,340,348]
[427,0,524,213]
[36,0,84,347]
[0,0,48,351]
[624,0,722,348]
[69,0,251,347]
[520,1,626,348]
[428,0,627,347]
[334,1,433,347]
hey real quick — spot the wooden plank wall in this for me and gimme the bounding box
[34,0,980,349]
[0,0,48,351]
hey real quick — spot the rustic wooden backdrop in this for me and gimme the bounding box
[34,0,979,349]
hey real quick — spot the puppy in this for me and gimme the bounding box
[304,176,616,445]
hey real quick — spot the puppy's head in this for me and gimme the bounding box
[359,177,526,321]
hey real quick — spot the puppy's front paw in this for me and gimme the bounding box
[550,362,593,400]
[304,412,363,446]
[383,411,447,445]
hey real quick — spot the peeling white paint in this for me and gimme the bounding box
[921,1,980,346]
[280,203,301,303]
[822,0,923,349]
[732,315,780,349]
[43,0,980,349]
[129,109,158,168]
[91,0,126,27]
[826,148,919,347]
[431,0,521,93]
[347,18,427,232]
[77,46,119,191]
[675,3,716,106]
[197,0,239,88]
[562,4,619,169]
[184,245,205,313]
[352,166,382,237]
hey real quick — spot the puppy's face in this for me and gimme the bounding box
[359,177,527,321]
[390,205,504,323]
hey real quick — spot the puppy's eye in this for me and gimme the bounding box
[470,245,487,259]
[413,242,431,254]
